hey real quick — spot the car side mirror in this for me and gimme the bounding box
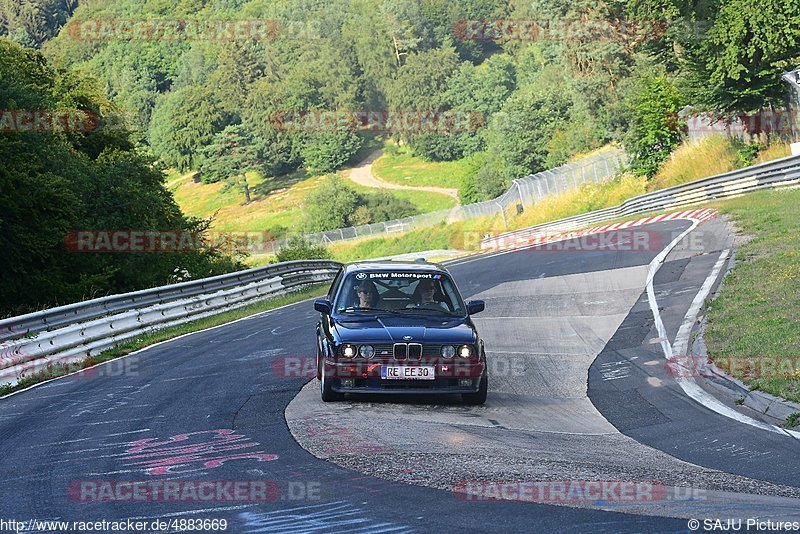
[314,298,332,315]
[466,300,485,315]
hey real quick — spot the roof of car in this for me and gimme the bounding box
[344,260,448,274]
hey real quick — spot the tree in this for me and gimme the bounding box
[341,0,397,107]
[0,39,240,315]
[445,55,516,117]
[624,73,684,177]
[208,42,265,115]
[388,46,460,158]
[381,0,429,65]
[388,46,459,110]
[241,78,301,176]
[481,66,573,187]
[686,0,800,112]
[148,86,230,171]
[199,125,261,204]
[0,0,78,47]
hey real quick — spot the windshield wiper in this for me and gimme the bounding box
[401,306,461,316]
[339,306,409,315]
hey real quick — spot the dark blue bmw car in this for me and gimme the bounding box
[313,260,487,404]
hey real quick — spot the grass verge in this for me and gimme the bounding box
[704,188,800,403]
[347,180,456,212]
[0,283,328,397]
[648,136,741,191]
[371,146,476,190]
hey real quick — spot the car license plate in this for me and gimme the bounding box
[381,365,435,380]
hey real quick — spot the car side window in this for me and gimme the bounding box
[327,268,343,301]
[441,278,465,314]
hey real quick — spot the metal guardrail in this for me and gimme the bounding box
[482,153,800,249]
[0,260,341,387]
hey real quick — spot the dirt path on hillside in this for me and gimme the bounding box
[343,149,461,206]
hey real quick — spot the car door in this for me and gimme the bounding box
[317,267,343,378]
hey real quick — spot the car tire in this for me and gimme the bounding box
[316,339,323,381]
[320,364,344,402]
[462,372,487,405]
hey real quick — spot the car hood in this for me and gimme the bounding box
[333,315,476,344]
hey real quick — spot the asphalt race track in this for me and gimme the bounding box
[2,218,798,533]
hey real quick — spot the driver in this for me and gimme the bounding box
[355,280,380,309]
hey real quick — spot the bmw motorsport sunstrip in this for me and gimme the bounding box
[314,260,488,404]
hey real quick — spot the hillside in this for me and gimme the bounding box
[3,0,799,314]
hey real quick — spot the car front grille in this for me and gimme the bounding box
[392,343,422,361]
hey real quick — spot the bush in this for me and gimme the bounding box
[275,236,331,262]
[544,118,603,168]
[301,176,360,232]
[406,133,464,161]
[300,132,363,175]
[732,139,764,167]
[301,176,419,232]
[471,156,515,201]
[361,191,418,222]
[458,151,492,204]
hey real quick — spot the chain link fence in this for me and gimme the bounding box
[269,148,627,252]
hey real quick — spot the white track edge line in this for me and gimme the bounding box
[645,223,799,438]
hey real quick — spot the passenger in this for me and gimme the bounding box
[409,279,449,311]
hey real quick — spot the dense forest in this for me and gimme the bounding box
[34,0,800,196]
[1,0,799,315]
[0,39,240,314]
[0,0,77,47]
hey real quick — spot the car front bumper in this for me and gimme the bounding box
[324,360,485,394]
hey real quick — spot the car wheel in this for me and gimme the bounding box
[462,372,487,405]
[316,339,323,380]
[320,363,344,402]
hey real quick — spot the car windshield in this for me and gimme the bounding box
[335,271,465,315]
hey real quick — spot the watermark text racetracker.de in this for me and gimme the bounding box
[666,354,800,380]
[271,355,525,379]
[64,230,277,254]
[65,18,280,41]
[468,229,711,254]
[453,479,705,504]
[68,479,321,503]
[0,110,98,132]
[452,18,676,42]
[0,517,228,533]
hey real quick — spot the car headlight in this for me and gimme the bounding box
[458,345,472,358]
[359,345,375,358]
[342,344,356,358]
[441,345,456,358]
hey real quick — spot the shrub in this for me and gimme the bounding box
[300,132,363,175]
[361,191,418,222]
[301,176,361,232]
[301,176,419,232]
[275,236,331,263]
